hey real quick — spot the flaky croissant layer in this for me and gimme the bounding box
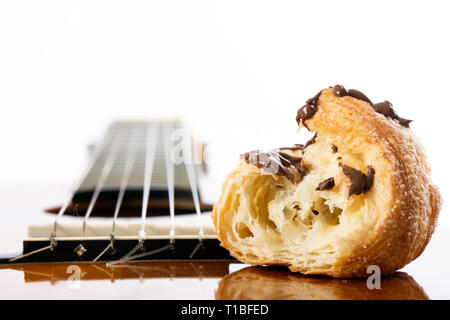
[212,86,442,278]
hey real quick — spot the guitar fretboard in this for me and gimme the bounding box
[50,120,210,218]
[79,121,190,192]
[62,120,206,228]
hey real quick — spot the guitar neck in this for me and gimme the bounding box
[80,120,189,194]
[51,120,210,218]
[8,120,229,264]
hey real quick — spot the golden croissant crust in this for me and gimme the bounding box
[212,85,442,278]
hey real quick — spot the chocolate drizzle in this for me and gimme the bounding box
[304,133,318,149]
[331,84,412,127]
[342,165,375,196]
[242,150,307,183]
[296,91,323,125]
[347,89,373,105]
[316,177,335,191]
[332,85,373,105]
[373,101,412,127]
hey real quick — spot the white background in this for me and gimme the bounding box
[0,1,448,225]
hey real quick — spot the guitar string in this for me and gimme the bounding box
[114,243,173,262]
[82,129,121,238]
[107,122,159,265]
[184,128,204,240]
[163,123,176,242]
[139,122,160,239]
[53,129,115,236]
[111,128,139,235]
[91,128,138,263]
[21,122,207,264]
[10,128,115,262]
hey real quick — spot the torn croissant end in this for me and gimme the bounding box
[212,87,442,278]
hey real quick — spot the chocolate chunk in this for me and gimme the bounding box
[243,150,307,183]
[332,85,373,105]
[331,145,338,153]
[304,133,318,149]
[296,91,323,125]
[365,166,375,192]
[332,85,348,97]
[278,152,307,177]
[342,165,375,196]
[307,90,322,107]
[373,101,397,118]
[342,165,367,196]
[296,104,317,125]
[316,177,335,191]
[373,101,412,128]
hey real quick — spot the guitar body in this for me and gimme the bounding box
[0,183,236,300]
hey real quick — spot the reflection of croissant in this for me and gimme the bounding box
[212,85,442,278]
[215,267,428,300]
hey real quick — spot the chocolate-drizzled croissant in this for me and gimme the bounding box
[212,85,442,278]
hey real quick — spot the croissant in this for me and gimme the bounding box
[212,85,442,278]
[215,267,429,300]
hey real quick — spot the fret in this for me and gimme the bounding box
[77,124,190,194]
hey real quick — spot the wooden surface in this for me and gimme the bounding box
[0,185,449,300]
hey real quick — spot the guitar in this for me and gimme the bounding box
[7,120,230,264]
[0,120,448,299]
